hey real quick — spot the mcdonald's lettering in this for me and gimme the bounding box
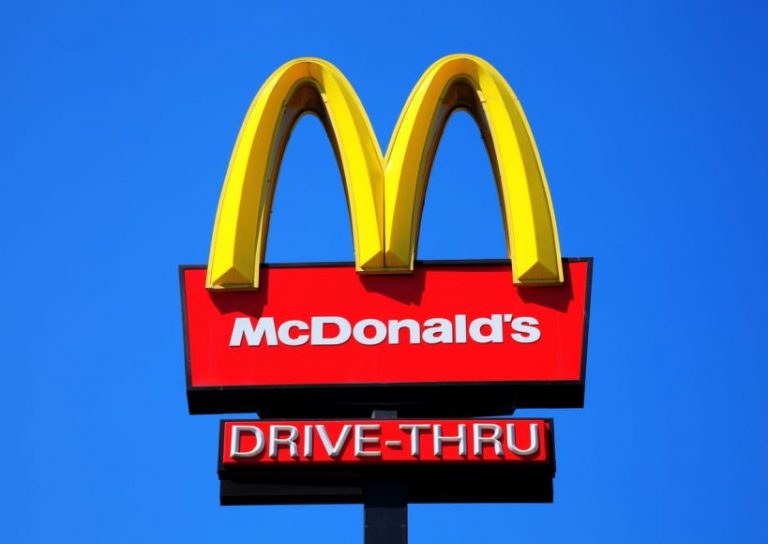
[181,55,592,416]
[227,313,541,347]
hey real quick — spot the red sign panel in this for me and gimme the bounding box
[222,419,551,466]
[181,259,591,414]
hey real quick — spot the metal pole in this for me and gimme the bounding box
[364,410,407,544]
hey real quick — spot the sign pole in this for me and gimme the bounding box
[364,410,407,544]
[364,477,408,544]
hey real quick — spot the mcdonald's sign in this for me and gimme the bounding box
[181,55,592,416]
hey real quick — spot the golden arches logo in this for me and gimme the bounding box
[207,54,563,289]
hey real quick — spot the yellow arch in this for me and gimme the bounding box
[383,55,563,284]
[207,55,563,289]
[206,58,385,289]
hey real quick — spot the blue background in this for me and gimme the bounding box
[2,1,767,541]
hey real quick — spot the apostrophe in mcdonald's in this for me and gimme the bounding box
[206,54,563,290]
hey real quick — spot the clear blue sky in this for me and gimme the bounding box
[2,0,767,542]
